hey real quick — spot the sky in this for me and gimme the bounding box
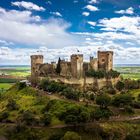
[0,0,140,65]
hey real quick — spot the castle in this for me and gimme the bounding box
[31,51,113,79]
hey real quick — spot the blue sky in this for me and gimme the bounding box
[0,0,140,64]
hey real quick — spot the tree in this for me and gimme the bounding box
[42,113,52,126]
[116,81,125,91]
[56,57,61,75]
[96,94,111,108]
[93,108,113,120]
[20,110,35,125]
[63,131,81,140]
[112,94,133,107]
[6,99,19,111]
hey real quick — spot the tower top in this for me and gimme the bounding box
[31,55,43,59]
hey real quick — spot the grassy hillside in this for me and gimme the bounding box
[0,83,140,140]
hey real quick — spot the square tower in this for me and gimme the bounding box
[98,51,113,71]
[71,54,83,79]
[31,55,43,76]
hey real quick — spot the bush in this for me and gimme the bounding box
[19,110,36,125]
[63,131,81,140]
[96,94,111,108]
[0,111,9,122]
[89,94,95,101]
[124,106,134,114]
[93,108,113,120]
[107,88,116,95]
[112,94,133,107]
[40,79,66,92]
[18,82,27,90]
[85,70,120,79]
[6,99,19,111]
[42,113,52,126]
[62,88,81,101]
[131,101,140,109]
[59,105,90,124]
[116,81,125,91]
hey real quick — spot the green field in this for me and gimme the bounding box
[0,66,30,77]
[0,66,30,90]
[115,66,140,80]
[0,83,12,89]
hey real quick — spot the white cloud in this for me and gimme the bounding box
[115,7,134,15]
[87,21,96,26]
[0,7,78,48]
[82,12,90,16]
[50,12,62,17]
[98,16,140,36]
[11,1,45,11]
[85,5,99,11]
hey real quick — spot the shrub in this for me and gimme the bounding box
[93,108,113,120]
[107,88,116,95]
[65,115,77,124]
[19,110,36,125]
[96,94,111,108]
[89,94,95,101]
[6,99,19,111]
[115,81,125,91]
[59,105,90,124]
[112,94,133,107]
[42,113,52,126]
[124,106,134,114]
[131,101,140,109]
[62,87,81,101]
[40,79,66,92]
[18,82,27,90]
[0,111,9,122]
[63,131,81,140]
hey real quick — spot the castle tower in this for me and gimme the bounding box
[71,54,83,79]
[31,55,43,76]
[98,51,113,71]
[90,57,98,71]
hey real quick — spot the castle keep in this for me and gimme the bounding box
[31,51,113,79]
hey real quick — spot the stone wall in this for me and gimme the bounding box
[48,76,119,91]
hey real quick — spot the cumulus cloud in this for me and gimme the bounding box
[85,5,99,11]
[82,12,90,16]
[115,7,134,15]
[98,16,140,36]
[0,7,78,48]
[11,1,45,11]
[87,21,96,26]
[50,12,62,17]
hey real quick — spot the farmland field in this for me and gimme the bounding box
[115,65,140,80]
[0,65,30,91]
[0,65,30,77]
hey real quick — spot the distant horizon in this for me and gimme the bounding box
[0,64,140,67]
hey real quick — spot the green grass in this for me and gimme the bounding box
[115,66,140,80]
[128,89,140,99]
[0,83,12,89]
[0,66,30,77]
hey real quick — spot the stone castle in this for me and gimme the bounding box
[31,51,113,79]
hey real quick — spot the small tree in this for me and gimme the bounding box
[112,94,133,107]
[56,57,61,75]
[116,81,125,91]
[42,113,52,126]
[96,94,111,109]
[6,99,19,111]
[63,131,81,140]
